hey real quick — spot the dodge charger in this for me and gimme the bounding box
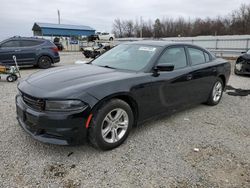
[16,41,231,150]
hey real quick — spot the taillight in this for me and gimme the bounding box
[51,47,59,53]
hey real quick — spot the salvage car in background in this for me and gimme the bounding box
[82,42,114,58]
[235,50,250,75]
[53,37,64,51]
[16,41,231,150]
[0,37,60,69]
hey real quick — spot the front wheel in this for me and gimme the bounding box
[206,78,224,106]
[88,99,134,150]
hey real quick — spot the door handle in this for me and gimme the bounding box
[212,68,217,73]
[186,74,192,81]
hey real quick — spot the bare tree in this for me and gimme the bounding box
[112,4,250,38]
[112,18,123,38]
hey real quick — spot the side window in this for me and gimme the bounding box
[204,52,210,62]
[20,40,42,47]
[1,40,20,48]
[188,47,206,65]
[158,47,187,70]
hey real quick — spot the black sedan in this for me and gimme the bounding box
[16,41,231,150]
[235,50,250,75]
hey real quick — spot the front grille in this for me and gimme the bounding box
[21,92,45,111]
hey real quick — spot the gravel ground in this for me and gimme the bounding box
[0,52,250,188]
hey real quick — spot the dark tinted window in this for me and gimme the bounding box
[158,47,187,70]
[20,40,43,47]
[204,52,210,62]
[1,40,20,48]
[188,47,206,65]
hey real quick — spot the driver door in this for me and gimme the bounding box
[0,40,21,65]
[149,46,194,115]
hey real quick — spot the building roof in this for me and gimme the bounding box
[32,22,96,37]
[34,22,95,31]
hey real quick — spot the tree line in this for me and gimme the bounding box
[112,4,250,38]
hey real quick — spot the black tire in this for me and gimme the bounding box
[109,37,113,41]
[38,56,52,69]
[6,75,15,82]
[12,74,18,81]
[88,99,134,150]
[234,67,239,75]
[206,78,224,106]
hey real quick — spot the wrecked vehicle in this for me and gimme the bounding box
[234,50,250,75]
[82,42,113,58]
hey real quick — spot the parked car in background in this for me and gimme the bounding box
[16,41,230,150]
[234,50,250,75]
[0,36,60,69]
[96,32,115,41]
[53,37,64,51]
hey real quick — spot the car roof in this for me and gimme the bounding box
[127,40,205,49]
[5,36,47,42]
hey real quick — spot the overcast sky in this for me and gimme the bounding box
[0,0,249,40]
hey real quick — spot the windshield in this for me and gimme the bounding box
[91,44,160,71]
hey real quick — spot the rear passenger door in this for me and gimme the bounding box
[187,46,217,103]
[17,40,41,65]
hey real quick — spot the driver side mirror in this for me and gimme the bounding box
[154,64,174,72]
[152,64,174,77]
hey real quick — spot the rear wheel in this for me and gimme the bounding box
[38,56,52,69]
[109,37,113,41]
[88,99,134,150]
[206,78,224,106]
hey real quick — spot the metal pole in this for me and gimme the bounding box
[58,10,61,24]
[140,16,143,38]
[246,38,249,51]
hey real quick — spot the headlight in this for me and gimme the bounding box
[45,100,87,111]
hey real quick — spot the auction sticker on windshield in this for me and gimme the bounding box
[139,47,156,52]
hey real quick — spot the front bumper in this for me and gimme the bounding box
[235,60,250,75]
[16,94,90,145]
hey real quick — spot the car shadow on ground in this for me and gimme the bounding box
[225,85,250,96]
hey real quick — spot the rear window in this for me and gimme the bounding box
[20,40,43,47]
[188,47,206,65]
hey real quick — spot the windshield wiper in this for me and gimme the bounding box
[99,65,116,69]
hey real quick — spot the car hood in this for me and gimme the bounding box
[18,64,133,99]
[240,53,250,60]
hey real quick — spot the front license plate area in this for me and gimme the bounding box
[17,106,26,122]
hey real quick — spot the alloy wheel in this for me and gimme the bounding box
[212,81,223,102]
[101,108,129,144]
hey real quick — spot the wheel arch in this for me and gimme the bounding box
[218,74,226,88]
[91,92,139,127]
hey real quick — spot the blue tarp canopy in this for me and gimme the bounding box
[32,22,95,37]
